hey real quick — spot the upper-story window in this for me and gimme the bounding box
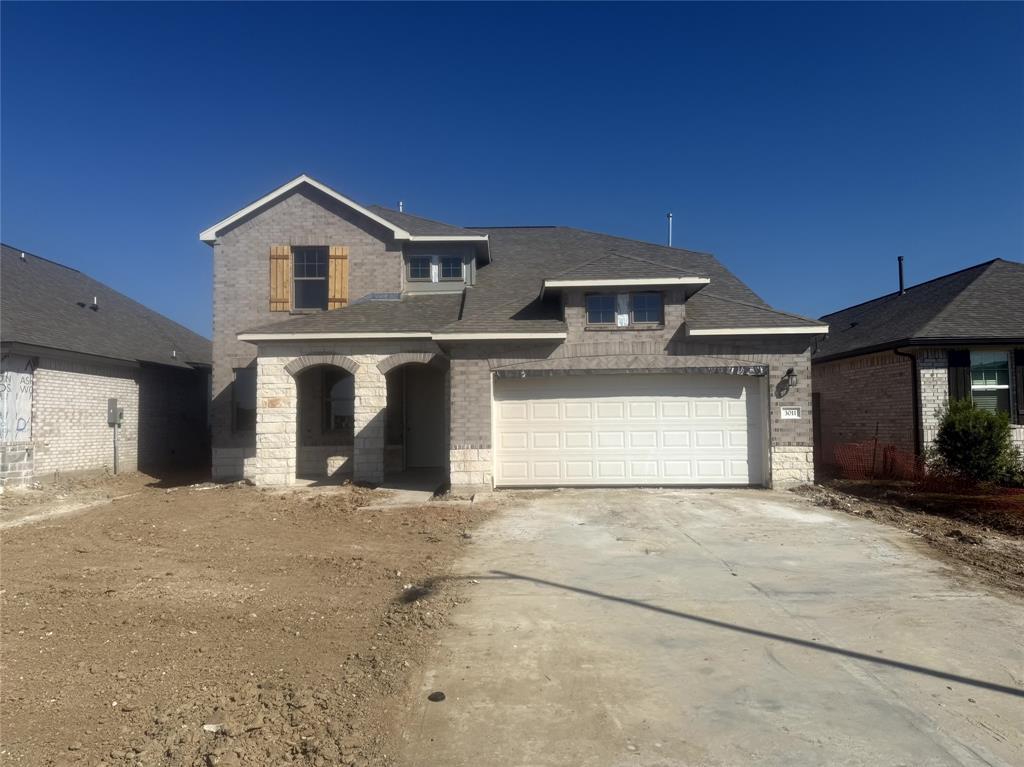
[440,255,463,281]
[586,292,664,327]
[631,292,663,324]
[407,254,465,284]
[293,246,328,309]
[970,350,1010,413]
[409,255,432,281]
[585,294,616,324]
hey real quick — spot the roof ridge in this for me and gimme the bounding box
[820,258,1003,320]
[916,259,1013,337]
[696,292,821,324]
[2,244,81,273]
[368,204,477,232]
[556,226,715,258]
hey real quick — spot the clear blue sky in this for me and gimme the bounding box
[2,2,1022,337]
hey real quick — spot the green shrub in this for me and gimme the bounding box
[934,399,1014,484]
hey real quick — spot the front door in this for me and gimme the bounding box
[405,365,446,468]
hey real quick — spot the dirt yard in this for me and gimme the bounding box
[0,475,495,767]
[793,480,1024,594]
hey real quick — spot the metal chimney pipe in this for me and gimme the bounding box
[667,213,673,247]
[898,256,905,295]
[398,201,404,213]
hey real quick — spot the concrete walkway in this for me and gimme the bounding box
[398,488,1024,767]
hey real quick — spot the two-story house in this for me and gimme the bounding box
[201,175,827,492]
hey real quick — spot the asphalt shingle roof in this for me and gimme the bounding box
[814,258,1024,361]
[367,205,483,238]
[244,293,463,335]
[1,244,211,368]
[242,224,820,337]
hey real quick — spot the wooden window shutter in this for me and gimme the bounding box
[1015,349,1024,424]
[947,349,971,402]
[269,245,292,312]
[328,246,349,310]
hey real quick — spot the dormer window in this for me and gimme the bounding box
[440,256,463,281]
[585,294,616,324]
[409,255,432,281]
[631,292,663,324]
[407,254,465,284]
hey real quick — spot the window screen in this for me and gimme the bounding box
[586,294,616,324]
[970,351,1010,413]
[440,256,463,280]
[631,293,663,324]
[409,256,431,280]
[293,247,328,309]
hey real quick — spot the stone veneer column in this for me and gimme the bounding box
[352,355,387,485]
[254,356,297,486]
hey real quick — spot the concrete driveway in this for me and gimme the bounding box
[398,489,1024,767]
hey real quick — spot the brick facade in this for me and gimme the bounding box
[209,184,818,490]
[211,187,403,469]
[812,350,915,464]
[0,354,208,486]
[813,346,1024,469]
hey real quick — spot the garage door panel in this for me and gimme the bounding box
[564,431,592,449]
[532,432,560,449]
[493,373,764,487]
[531,402,560,420]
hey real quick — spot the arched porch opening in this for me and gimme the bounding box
[294,364,355,481]
[383,362,449,479]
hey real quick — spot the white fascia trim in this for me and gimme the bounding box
[432,332,568,341]
[237,331,433,341]
[201,175,410,243]
[544,277,711,289]
[407,234,489,242]
[687,325,830,336]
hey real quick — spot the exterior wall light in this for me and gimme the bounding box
[785,367,798,387]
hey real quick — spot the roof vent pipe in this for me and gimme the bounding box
[898,256,905,295]
[667,212,673,247]
[91,296,99,310]
[20,252,26,261]
[398,201,404,213]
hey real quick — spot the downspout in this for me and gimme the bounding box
[893,348,921,456]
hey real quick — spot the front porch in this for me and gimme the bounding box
[252,346,451,487]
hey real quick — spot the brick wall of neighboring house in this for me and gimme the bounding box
[31,357,140,478]
[917,348,949,448]
[2,355,209,485]
[812,350,915,466]
[446,335,815,491]
[210,187,404,468]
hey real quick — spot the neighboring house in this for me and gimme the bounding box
[0,245,211,486]
[202,174,828,491]
[813,258,1024,467]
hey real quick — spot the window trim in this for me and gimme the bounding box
[969,349,1011,413]
[585,291,665,329]
[585,293,616,325]
[629,292,665,326]
[439,255,464,281]
[292,246,329,310]
[408,255,432,282]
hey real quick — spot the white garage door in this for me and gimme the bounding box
[493,373,765,487]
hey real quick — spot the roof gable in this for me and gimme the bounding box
[200,175,488,246]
